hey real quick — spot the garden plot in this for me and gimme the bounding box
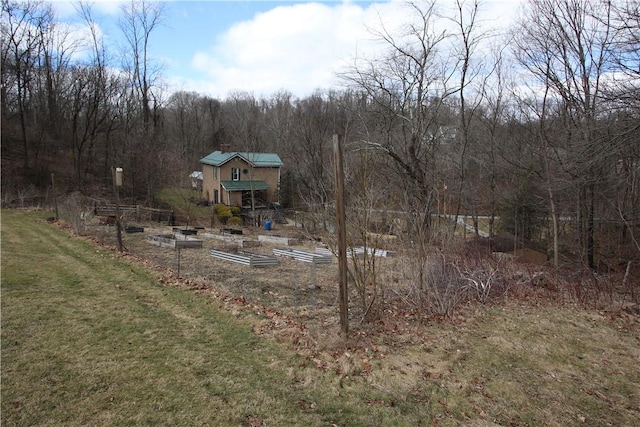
[203,231,260,248]
[258,234,300,246]
[147,233,203,249]
[273,248,333,264]
[315,246,394,258]
[210,249,278,267]
[350,246,395,257]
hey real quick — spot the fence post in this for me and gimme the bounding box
[333,134,348,336]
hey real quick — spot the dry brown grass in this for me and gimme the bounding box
[3,209,639,426]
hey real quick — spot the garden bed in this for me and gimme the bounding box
[147,233,203,249]
[258,234,300,246]
[210,249,278,267]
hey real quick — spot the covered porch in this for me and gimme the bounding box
[220,180,270,208]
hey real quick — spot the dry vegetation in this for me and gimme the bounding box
[84,207,640,369]
[3,208,639,426]
[83,207,640,324]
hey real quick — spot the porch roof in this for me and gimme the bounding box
[220,180,269,192]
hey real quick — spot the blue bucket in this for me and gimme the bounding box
[264,220,272,231]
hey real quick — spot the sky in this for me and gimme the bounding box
[49,0,525,100]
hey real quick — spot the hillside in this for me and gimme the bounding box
[2,209,639,426]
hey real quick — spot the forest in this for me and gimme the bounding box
[2,0,639,274]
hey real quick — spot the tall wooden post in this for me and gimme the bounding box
[333,134,348,335]
[114,167,124,252]
[115,187,123,252]
[51,172,59,220]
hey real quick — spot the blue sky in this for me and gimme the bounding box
[50,0,524,100]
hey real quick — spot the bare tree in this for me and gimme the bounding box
[512,0,617,268]
[118,0,165,201]
[609,0,640,107]
[603,0,640,255]
[165,91,224,167]
[288,92,336,228]
[222,91,264,151]
[447,0,493,237]
[1,0,54,170]
[119,0,164,132]
[263,89,294,154]
[342,135,394,321]
[50,2,123,186]
[475,45,512,238]
[340,0,455,240]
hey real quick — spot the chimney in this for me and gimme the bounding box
[220,144,231,153]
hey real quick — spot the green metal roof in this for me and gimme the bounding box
[200,151,283,167]
[220,180,269,191]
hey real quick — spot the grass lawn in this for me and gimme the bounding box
[2,209,639,426]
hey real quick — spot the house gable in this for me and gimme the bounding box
[200,151,283,168]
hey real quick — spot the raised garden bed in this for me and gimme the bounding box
[203,232,260,248]
[147,234,203,249]
[315,246,394,258]
[258,234,300,246]
[273,248,333,264]
[220,228,243,235]
[210,249,278,267]
[172,227,198,235]
[125,225,144,233]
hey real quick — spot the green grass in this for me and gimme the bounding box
[0,210,428,426]
[2,209,639,426]
[154,187,211,224]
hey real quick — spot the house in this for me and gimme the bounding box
[200,145,283,208]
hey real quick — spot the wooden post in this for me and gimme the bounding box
[113,167,124,252]
[115,186,123,252]
[333,134,348,335]
[176,246,181,276]
[51,172,59,220]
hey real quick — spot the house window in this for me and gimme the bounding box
[214,190,219,204]
[213,166,218,179]
[232,168,240,181]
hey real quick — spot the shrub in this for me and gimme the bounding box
[217,210,232,224]
[214,204,229,215]
[227,216,242,226]
[422,253,468,316]
[59,192,92,235]
[213,204,242,225]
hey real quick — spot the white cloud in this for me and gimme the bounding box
[190,1,373,99]
[185,0,524,99]
[46,0,126,65]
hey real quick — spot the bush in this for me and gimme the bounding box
[217,210,232,224]
[59,192,92,235]
[422,253,468,316]
[227,216,242,226]
[213,204,242,225]
[214,203,229,215]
